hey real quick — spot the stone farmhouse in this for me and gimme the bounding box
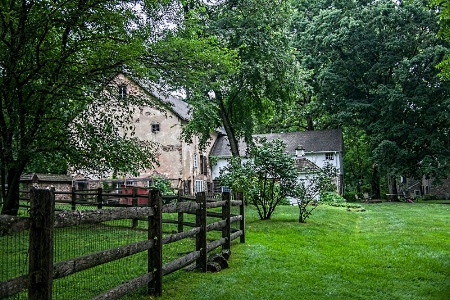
[71,73,218,194]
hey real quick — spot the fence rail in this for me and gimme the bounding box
[0,188,245,299]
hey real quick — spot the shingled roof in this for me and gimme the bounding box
[20,173,72,183]
[210,129,344,157]
[132,78,191,121]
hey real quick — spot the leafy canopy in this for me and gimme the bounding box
[0,0,233,214]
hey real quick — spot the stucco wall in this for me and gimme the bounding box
[111,75,216,193]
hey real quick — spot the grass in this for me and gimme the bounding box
[144,202,450,300]
[2,202,449,299]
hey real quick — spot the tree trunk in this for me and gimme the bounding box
[390,176,398,201]
[1,167,21,215]
[371,165,380,199]
[216,91,240,157]
[303,93,315,131]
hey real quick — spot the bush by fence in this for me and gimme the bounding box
[0,188,245,299]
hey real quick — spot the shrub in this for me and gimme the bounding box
[219,138,299,220]
[279,197,292,206]
[321,192,346,204]
[150,176,175,196]
[343,192,357,202]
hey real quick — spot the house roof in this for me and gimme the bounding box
[210,129,344,157]
[20,173,73,183]
[131,77,191,121]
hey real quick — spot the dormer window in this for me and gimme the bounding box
[119,85,127,99]
[295,145,305,157]
[151,123,160,133]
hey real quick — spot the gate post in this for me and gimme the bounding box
[71,186,76,211]
[131,187,138,228]
[148,189,162,296]
[222,192,231,250]
[237,192,245,243]
[177,190,184,233]
[97,187,103,209]
[28,188,55,300]
[196,192,207,272]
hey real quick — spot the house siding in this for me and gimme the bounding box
[74,74,216,195]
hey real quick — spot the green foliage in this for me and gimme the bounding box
[0,0,232,214]
[343,191,358,202]
[431,0,450,79]
[294,162,338,223]
[278,197,292,206]
[320,192,346,204]
[181,0,298,155]
[342,127,374,195]
[149,176,175,196]
[0,0,171,214]
[295,0,450,195]
[326,201,364,210]
[321,191,363,210]
[420,194,438,201]
[219,138,299,220]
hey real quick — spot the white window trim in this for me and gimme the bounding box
[195,180,204,192]
[119,85,127,99]
[194,153,198,169]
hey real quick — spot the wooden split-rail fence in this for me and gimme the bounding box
[0,188,245,299]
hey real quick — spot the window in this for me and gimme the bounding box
[193,153,198,169]
[221,186,231,193]
[76,181,88,201]
[200,155,208,175]
[77,181,87,191]
[151,123,160,133]
[195,180,204,193]
[325,153,334,160]
[119,85,127,99]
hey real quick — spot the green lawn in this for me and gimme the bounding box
[146,203,450,300]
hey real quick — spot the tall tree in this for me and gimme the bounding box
[298,0,450,196]
[431,0,450,79]
[181,0,298,155]
[0,0,229,215]
[0,0,152,214]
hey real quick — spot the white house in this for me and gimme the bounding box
[210,129,344,194]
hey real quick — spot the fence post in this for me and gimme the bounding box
[132,187,138,228]
[97,187,103,210]
[177,190,183,233]
[222,192,231,251]
[196,192,207,272]
[177,212,184,233]
[238,192,245,243]
[29,188,55,300]
[71,186,76,211]
[148,189,162,296]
